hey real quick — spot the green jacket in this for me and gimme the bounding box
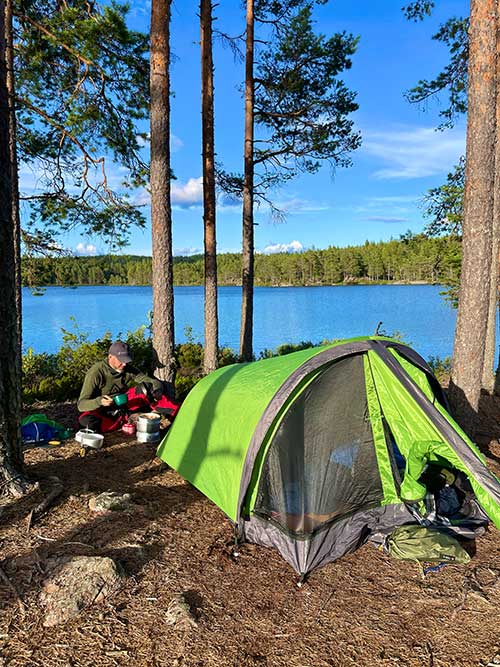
[77,360,162,412]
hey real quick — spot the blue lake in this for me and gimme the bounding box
[22,284,456,362]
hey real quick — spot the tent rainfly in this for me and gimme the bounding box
[157,337,500,575]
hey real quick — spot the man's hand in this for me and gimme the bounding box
[100,395,114,407]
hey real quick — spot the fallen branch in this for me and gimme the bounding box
[0,565,25,616]
[27,476,63,531]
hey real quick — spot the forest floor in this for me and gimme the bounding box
[2,398,500,667]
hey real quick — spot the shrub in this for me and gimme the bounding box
[427,356,452,385]
[176,342,203,372]
[22,348,59,400]
[218,347,239,367]
[259,340,322,360]
[21,320,240,403]
[175,374,202,401]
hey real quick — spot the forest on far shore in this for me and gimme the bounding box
[23,233,460,288]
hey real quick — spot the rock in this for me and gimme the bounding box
[40,556,121,627]
[88,491,132,514]
[165,593,198,629]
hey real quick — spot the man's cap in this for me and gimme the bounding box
[109,341,132,363]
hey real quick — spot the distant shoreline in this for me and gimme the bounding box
[24,279,438,289]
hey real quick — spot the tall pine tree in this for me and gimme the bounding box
[239,0,360,360]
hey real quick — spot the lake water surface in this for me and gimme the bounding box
[22,284,456,361]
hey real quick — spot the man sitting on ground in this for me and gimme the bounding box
[77,340,179,433]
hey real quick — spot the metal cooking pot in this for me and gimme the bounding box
[81,432,104,449]
[137,430,161,444]
[76,428,95,443]
[136,413,161,433]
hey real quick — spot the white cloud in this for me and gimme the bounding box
[131,176,204,208]
[129,1,150,17]
[171,135,184,153]
[272,198,331,214]
[363,216,408,224]
[132,187,150,206]
[131,188,329,216]
[174,247,203,257]
[136,132,183,151]
[365,195,419,204]
[362,125,465,180]
[75,243,97,256]
[171,177,203,208]
[261,240,304,254]
[352,193,420,219]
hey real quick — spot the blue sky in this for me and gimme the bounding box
[22,0,469,257]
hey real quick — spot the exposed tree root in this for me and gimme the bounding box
[0,463,38,499]
[26,475,63,530]
[0,564,25,616]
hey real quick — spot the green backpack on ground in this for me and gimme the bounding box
[386,524,471,564]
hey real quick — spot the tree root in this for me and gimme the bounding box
[0,468,38,499]
[26,476,63,530]
[0,564,25,616]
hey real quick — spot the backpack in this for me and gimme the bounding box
[386,524,470,564]
[21,421,60,444]
[20,413,71,444]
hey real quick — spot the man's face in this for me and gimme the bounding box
[108,354,126,371]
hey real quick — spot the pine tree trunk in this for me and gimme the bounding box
[239,0,254,362]
[483,220,499,393]
[201,0,218,375]
[6,0,22,394]
[150,0,175,385]
[0,0,32,497]
[448,0,496,434]
[484,10,500,394]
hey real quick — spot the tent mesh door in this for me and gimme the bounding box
[254,355,384,536]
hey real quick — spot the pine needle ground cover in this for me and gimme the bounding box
[1,400,500,666]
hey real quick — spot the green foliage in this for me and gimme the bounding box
[218,0,360,211]
[174,375,202,402]
[22,323,448,404]
[176,342,203,372]
[403,4,468,128]
[402,4,467,306]
[53,326,113,395]
[22,348,59,402]
[14,0,150,253]
[124,327,153,370]
[427,355,452,385]
[402,2,435,22]
[373,322,409,344]
[171,328,239,398]
[420,160,464,307]
[252,2,360,194]
[21,235,463,289]
[423,158,464,237]
[218,347,240,367]
[259,340,314,359]
[21,321,237,403]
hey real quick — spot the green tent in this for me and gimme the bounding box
[157,337,500,575]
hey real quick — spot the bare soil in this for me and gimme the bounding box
[2,399,500,667]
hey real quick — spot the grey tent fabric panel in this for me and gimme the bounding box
[243,515,309,573]
[237,341,376,522]
[372,342,500,508]
[243,503,414,574]
[303,503,414,573]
